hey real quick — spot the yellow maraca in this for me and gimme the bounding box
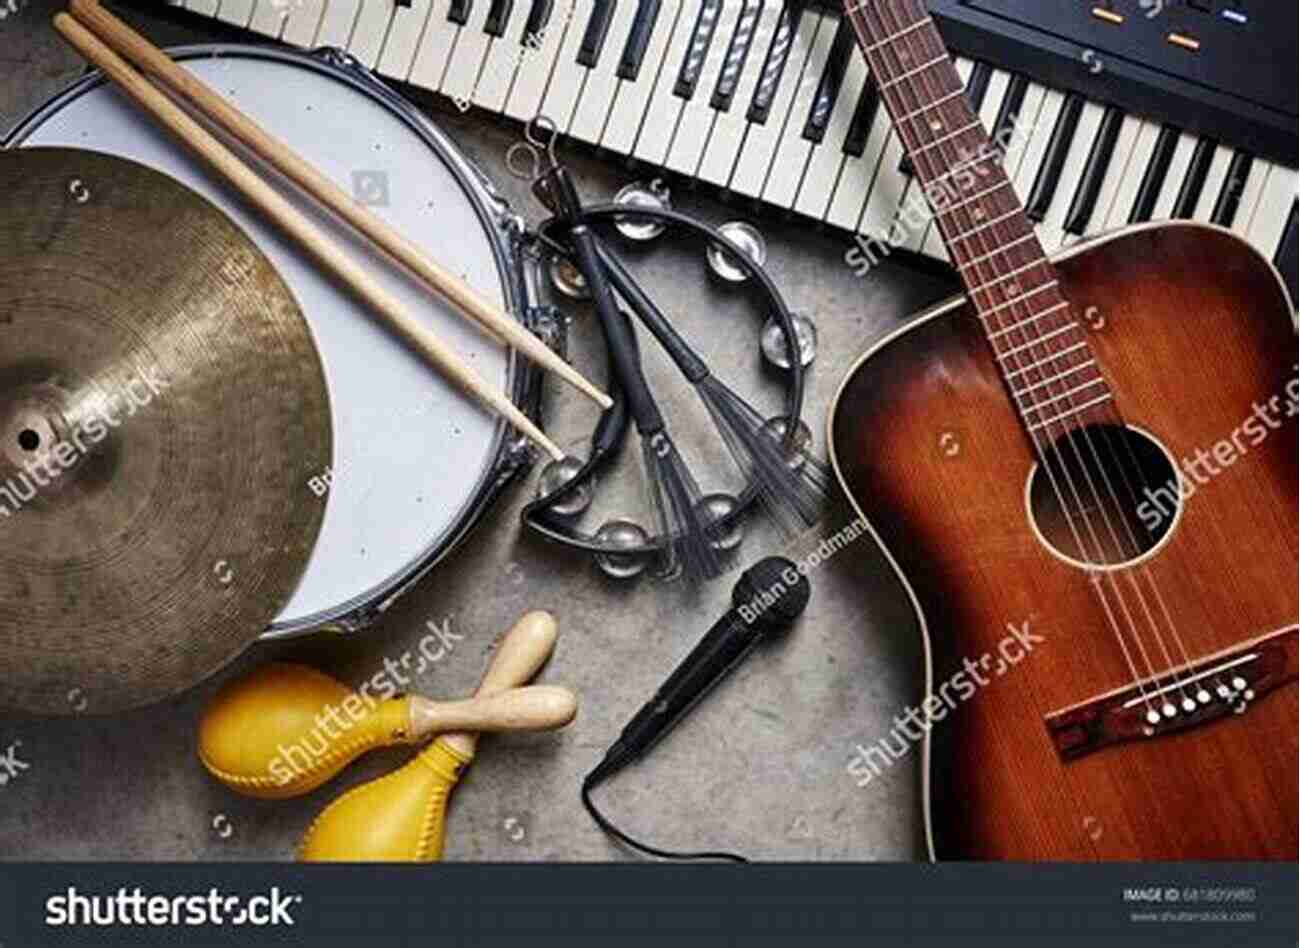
[298,610,570,861]
[199,611,572,799]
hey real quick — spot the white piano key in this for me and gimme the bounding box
[1000,81,1046,181]
[1009,86,1062,208]
[216,0,255,25]
[538,3,595,131]
[1036,100,1105,250]
[474,2,534,110]
[696,0,781,185]
[248,0,294,38]
[1244,165,1298,257]
[1065,112,1142,244]
[633,2,701,165]
[665,0,747,176]
[857,129,909,242]
[1192,144,1235,222]
[759,14,835,207]
[410,3,461,97]
[348,3,397,68]
[315,0,361,48]
[1150,131,1198,221]
[504,1,575,121]
[282,0,327,46]
[1103,120,1158,229]
[825,84,893,231]
[378,0,436,80]
[728,11,821,198]
[442,2,495,102]
[187,0,221,16]
[793,47,868,220]
[1230,159,1271,241]
[603,0,687,153]
[570,0,646,142]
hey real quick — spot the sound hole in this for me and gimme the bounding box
[1026,424,1179,569]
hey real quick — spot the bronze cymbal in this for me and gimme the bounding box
[0,148,332,715]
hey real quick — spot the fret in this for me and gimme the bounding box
[1017,377,1108,415]
[1013,359,1099,397]
[968,258,1050,297]
[978,280,1060,319]
[942,178,1014,216]
[855,16,929,53]
[985,300,1070,338]
[1003,341,1090,380]
[993,321,1079,360]
[1026,393,1114,432]
[878,54,950,91]
[894,89,965,126]
[909,119,984,157]
[958,232,1039,269]
[949,207,1025,245]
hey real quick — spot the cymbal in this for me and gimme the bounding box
[0,148,332,715]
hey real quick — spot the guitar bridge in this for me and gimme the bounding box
[1044,626,1298,761]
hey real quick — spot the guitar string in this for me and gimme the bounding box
[855,0,1189,713]
[868,0,1207,708]
[874,0,1208,708]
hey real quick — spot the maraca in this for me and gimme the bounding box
[298,609,570,861]
[199,611,572,799]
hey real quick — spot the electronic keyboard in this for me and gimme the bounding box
[162,0,1299,301]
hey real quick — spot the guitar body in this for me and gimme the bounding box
[830,221,1298,860]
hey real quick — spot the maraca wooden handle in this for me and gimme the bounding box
[441,611,559,756]
[408,686,576,739]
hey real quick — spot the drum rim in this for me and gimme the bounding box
[4,43,541,640]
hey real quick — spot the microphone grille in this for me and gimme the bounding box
[733,557,811,628]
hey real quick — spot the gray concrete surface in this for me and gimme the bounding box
[0,1,957,861]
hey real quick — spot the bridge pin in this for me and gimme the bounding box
[1181,697,1196,713]
[1231,676,1247,691]
[1161,702,1177,718]
[1243,689,1254,701]
[1216,684,1232,699]
[1196,689,1211,704]
[1145,709,1161,726]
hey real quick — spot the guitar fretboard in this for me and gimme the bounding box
[844,0,1114,435]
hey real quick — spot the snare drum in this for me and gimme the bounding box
[6,45,549,638]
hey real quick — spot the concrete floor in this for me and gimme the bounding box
[0,1,957,861]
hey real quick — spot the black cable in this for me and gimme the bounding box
[581,745,749,864]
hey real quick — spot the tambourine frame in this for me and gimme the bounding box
[522,204,810,559]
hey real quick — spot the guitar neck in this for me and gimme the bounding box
[842,0,1116,436]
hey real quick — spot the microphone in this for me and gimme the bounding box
[588,557,811,786]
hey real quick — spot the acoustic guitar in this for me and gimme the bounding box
[830,0,1298,860]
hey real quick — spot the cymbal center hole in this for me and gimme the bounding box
[18,429,40,452]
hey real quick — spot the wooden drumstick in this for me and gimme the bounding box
[54,12,567,462]
[66,0,611,412]
[199,612,566,799]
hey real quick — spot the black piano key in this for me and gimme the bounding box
[1171,136,1216,218]
[991,74,1029,155]
[711,0,762,111]
[1210,149,1255,227]
[577,0,617,67]
[1025,92,1085,222]
[674,0,723,100]
[1275,200,1298,307]
[1064,105,1124,235]
[1128,123,1180,223]
[484,0,514,36]
[618,0,662,80]
[842,74,880,157]
[448,0,473,26]
[900,61,993,177]
[524,0,553,41]
[803,19,855,143]
[747,2,805,124]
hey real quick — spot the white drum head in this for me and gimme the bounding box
[13,48,518,634]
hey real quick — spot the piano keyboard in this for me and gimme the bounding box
[168,0,1299,296]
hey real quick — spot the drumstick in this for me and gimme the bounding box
[68,0,611,412]
[54,13,567,462]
